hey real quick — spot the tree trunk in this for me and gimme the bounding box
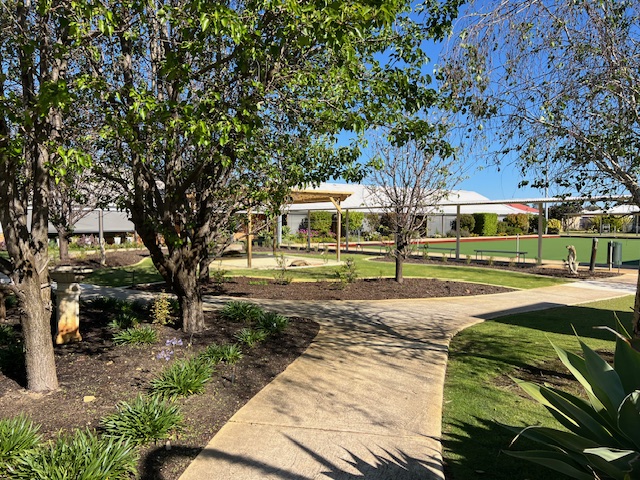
[395,230,404,284]
[57,228,71,262]
[20,273,58,392]
[172,262,205,333]
[198,255,210,286]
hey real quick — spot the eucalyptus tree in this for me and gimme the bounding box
[0,0,95,391]
[440,0,640,331]
[88,0,463,333]
[366,133,462,283]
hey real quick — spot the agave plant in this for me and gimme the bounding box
[508,320,640,479]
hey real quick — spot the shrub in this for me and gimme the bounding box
[336,257,358,285]
[100,395,182,446]
[450,214,475,232]
[273,255,292,285]
[473,213,498,236]
[234,328,268,348]
[220,301,264,324]
[504,213,530,232]
[109,312,141,330]
[0,324,16,345]
[508,323,640,479]
[211,269,227,286]
[547,218,562,234]
[341,211,365,232]
[150,293,172,325]
[257,312,289,335]
[113,325,158,345]
[0,415,41,475]
[13,429,137,480]
[151,358,213,398]
[309,211,334,236]
[199,343,243,365]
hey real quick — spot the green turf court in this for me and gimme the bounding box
[425,235,640,266]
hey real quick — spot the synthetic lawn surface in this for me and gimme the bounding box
[426,235,640,266]
[442,295,634,480]
[85,253,568,290]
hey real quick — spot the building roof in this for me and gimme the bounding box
[286,183,537,216]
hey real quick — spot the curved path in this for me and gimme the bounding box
[84,274,638,480]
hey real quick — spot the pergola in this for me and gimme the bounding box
[245,188,353,267]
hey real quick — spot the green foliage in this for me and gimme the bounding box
[273,255,293,285]
[100,395,182,446]
[12,429,137,480]
[336,257,358,285]
[0,416,41,476]
[113,325,158,345]
[547,218,562,234]
[220,301,264,324]
[151,358,213,398]
[473,213,498,236]
[588,215,631,233]
[211,269,227,286]
[198,343,243,365]
[257,312,289,335]
[451,214,476,233]
[4,294,17,309]
[342,211,365,233]
[504,213,529,233]
[234,328,268,348]
[150,293,172,326]
[109,312,140,330]
[309,211,334,236]
[508,323,640,479]
[0,324,16,345]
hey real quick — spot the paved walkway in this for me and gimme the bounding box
[169,273,636,480]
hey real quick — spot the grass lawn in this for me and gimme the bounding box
[85,253,568,290]
[442,295,635,480]
[426,236,640,266]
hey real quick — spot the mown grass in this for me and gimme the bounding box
[85,252,568,289]
[223,253,567,289]
[442,295,635,480]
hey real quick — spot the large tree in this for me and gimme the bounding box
[0,0,93,391]
[440,0,640,331]
[87,0,463,332]
[366,134,461,283]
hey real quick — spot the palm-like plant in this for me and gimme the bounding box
[508,321,640,479]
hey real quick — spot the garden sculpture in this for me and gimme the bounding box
[565,245,579,275]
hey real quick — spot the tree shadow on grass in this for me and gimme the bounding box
[443,416,560,480]
[490,304,633,341]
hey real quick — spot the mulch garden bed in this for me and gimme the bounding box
[0,301,318,480]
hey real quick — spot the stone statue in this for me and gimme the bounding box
[566,245,578,275]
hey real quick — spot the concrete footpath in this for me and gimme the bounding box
[168,273,637,480]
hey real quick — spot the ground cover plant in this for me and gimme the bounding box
[442,295,634,480]
[0,294,318,479]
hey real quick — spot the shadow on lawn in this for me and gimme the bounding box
[443,417,560,480]
[491,304,633,341]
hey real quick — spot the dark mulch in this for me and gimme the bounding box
[374,255,621,280]
[0,302,318,480]
[201,276,512,300]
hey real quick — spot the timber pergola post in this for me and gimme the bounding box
[455,205,461,260]
[329,196,342,262]
[537,202,544,266]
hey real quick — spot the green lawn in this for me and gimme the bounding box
[85,253,568,289]
[426,236,640,266]
[442,295,635,480]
